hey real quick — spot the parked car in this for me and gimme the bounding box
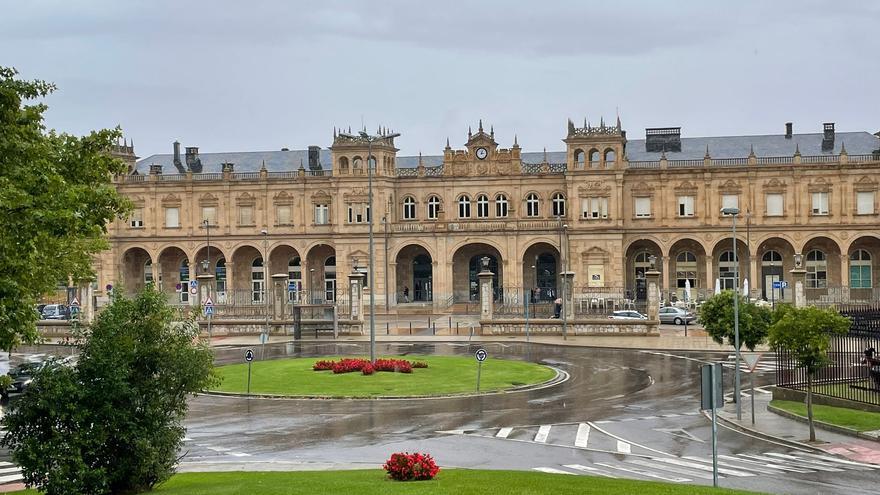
[609,310,648,320]
[659,306,696,325]
[41,304,70,320]
[5,355,78,394]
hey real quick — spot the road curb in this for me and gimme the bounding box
[709,410,827,453]
[198,366,568,401]
[767,404,880,443]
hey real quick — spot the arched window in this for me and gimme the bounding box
[338,157,349,174]
[495,194,508,218]
[458,195,471,218]
[850,250,872,288]
[589,149,600,168]
[476,194,489,218]
[574,149,585,168]
[552,193,566,217]
[604,149,616,167]
[526,193,540,217]
[675,252,697,289]
[352,157,363,174]
[719,250,738,290]
[806,250,827,289]
[144,260,154,285]
[324,256,337,300]
[179,259,190,303]
[251,257,264,303]
[762,250,783,263]
[368,156,377,171]
[288,257,302,302]
[402,196,417,220]
[428,195,441,220]
[215,258,227,295]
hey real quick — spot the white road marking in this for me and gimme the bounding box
[616,440,631,454]
[204,445,231,453]
[587,421,675,457]
[682,455,785,475]
[763,453,849,471]
[533,467,576,475]
[799,453,880,469]
[535,425,551,443]
[653,457,756,477]
[0,467,21,474]
[595,462,691,483]
[734,454,817,473]
[563,464,617,478]
[741,453,842,472]
[227,452,251,457]
[720,454,815,473]
[0,473,23,483]
[574,423,590,448]
[496,427,513,439]
[628,459,715,480]
[0,462,13,467]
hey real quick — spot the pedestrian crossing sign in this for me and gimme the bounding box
[204,305,214,317]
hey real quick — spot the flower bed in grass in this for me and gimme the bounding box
[313,358,428,375]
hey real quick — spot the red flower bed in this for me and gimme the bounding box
[383,452,440,481]
[313,358,428,375]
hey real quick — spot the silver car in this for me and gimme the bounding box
[609,310,648,320]
[659,306,696,325]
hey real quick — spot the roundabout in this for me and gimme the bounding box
[211,355,559,398]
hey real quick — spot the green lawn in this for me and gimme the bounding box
[810,381,880,406]
[11,470,761,494]
[771,399,880,432]
[212,355,556,397]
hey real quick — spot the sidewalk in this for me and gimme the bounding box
[717,393,880,464]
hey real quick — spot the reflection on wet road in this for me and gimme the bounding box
[183,341,878,494]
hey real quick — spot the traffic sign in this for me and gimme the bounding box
[175,283,182,292]
[475,348,488,362]
[204,297,214,306]
[245,349,254,362]
[105,284,113,292]
[259,333,269,345]
[190,287,197,295]
[742,352,762,372]
[204,305,214,316]
[70,297,80,308]
[772,281,782,289]
[781,281,788,288]
[287,282,297,291]
[190,280,198,290]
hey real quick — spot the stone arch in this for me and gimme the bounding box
[305,243,337,302]
[588,148,600,168]
[451,242,504,302]
[624,239,663,301]
[710,237,750,292]
[338,156,349,174]
[802,235,843,292]
[573,148,585,168]
[120,246,153,294]
[395,244,434,303]
[603,147,616,167]
[667,238,708,300]
[156,245,190,303]
[847,235,880,297]
[755,237,796,302]
[522,241,560,302]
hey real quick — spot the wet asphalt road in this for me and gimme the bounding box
[184,341,879,494]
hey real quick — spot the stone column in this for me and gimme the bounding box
[705,256,714,295]
[349,271,366,322]
[790,254,807,308]
[271,273,287,319]
[561,271,575,320]
[78,283,94,324]
[662,255,671,301]
[478,262,494,321]
[645,269,661,321]
[749,256,759,300]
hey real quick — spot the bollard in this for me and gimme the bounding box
[432,322,436,335]
[448,316,452,329]
[409,322,412,335]
[456,322,460,335]
[386,322,389,335]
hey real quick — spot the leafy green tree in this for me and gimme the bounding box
[698,290,771,351]
[0,66,129,350]
[1,287,217,494]
[768,305,850,442]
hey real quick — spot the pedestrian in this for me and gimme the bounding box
[553,297,562,319]
[403,286,410,303]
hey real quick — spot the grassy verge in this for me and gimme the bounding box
[10,469,761,494]
[212,355,556,397]
[771,399,880,432]
[809,381,880,406]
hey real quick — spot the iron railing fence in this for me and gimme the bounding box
[776,304,880,406]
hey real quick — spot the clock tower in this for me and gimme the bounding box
[443,121,521,177]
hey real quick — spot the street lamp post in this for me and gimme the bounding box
[721,206,742,420]
[356,130,400,363]
[382,216,389,313]
[202,219,212,342]
[261,229,269,358]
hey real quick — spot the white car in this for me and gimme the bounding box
[609,310,648,320]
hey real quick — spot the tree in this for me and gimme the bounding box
[0,66,130,350]
[1,287,217,494]
[698,290,771,351]
[767,305,850,442]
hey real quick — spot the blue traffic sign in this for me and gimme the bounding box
[475,348,488,362]
[189,280,198,289]
[772,281,781,289]
[245,349,254,362]
[288,282,297,291]
[204,305,214,316]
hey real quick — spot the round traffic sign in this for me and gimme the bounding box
[475,348,488,362]
[245,349,254,362]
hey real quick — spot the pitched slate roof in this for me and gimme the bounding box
[135,131,879,173]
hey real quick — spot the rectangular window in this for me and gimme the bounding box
[766,193,783,216]
[239,205,254,225]
[635,197,651,218]
[721,194,739,212]
[201,206,217,226]
[811,192,829,215]
[850,265,872,289]
[314,204,329,224]
[164,207,179,228]
[677,196,695,217]
[347,204,370,223]
[856,191,875,215]
[129,207,144,228]
[582,198,608,219]
[276,205,291,225]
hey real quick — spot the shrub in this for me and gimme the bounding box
[362,363,374,375]
[313,360,335,371]
[383,452,440,481]
[314,358,424,374]
[411,361,428,369]
[332,358,369,374]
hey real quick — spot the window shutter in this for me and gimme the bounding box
[857,191,874,215]
[766,194,783,216]
[165,207,179,228]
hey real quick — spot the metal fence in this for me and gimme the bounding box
[775,304,880,406]
[492,286,647,318]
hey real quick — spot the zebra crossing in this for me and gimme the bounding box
[531,451,878,483]
[0,461,23,486]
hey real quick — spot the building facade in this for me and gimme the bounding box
[100,119,880,313]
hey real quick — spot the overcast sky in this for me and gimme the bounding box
[2,0,878,158]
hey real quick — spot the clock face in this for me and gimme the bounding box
[475,147,489,160]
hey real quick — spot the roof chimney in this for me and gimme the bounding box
[645,127,682,153]
[785,122,793,139]
[822,122,835,152]
[308,145,321,170]
[172,141,185,173]
[185,146,202,173]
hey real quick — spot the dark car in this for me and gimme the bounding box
[8,361,45,393]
